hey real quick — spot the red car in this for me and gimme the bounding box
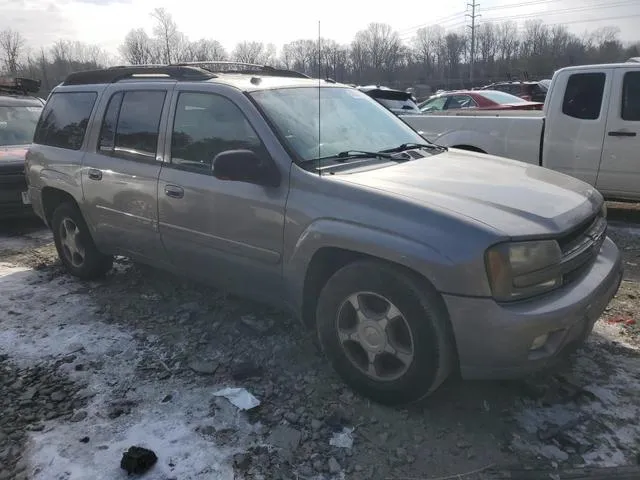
[418,89,544,113]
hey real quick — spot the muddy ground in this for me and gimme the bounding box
[0,203,639,480]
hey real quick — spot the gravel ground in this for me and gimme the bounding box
[1,205,639,480]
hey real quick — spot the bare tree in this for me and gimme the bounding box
[411,25,444,75]
[496,21,519,64]
[182,39,228,62]
[476,23,498,75]
[443,32,467,81]
[120,29,155,65]
[151,7,180,63]
[232,41,275,64]
[0,29,26,74]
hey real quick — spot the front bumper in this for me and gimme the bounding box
[444,236,623,380]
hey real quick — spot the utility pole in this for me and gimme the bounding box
[466,0,480,87]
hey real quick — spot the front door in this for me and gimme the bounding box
[596,68,640,200]
[157,87,288,304]
[542,69,612,186]
[81,83,173,264]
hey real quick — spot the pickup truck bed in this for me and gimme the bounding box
[403,113,545,166]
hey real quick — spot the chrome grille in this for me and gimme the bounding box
[558,213,607,285]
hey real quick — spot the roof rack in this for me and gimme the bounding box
[0,77,41,95]
[171,61,310,79]
[62,65,217,86]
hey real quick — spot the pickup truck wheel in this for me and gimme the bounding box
[51,203,113,280]
[316,260,453,406]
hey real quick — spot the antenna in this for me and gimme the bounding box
[317,20,322,177]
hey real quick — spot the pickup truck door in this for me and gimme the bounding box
[157,86,288,305]
[596,67,640,200]
[81,83,174,265]
[542,68,612,186]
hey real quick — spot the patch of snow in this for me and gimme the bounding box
[0,262,254,479]
[512,321,640,467]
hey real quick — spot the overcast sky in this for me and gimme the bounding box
[1,0,639,56]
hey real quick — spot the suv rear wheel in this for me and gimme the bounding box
[316,260,454,405]
[51,202,113,279]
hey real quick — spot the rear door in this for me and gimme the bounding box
[81,83,173,264]
[596,67,640,200]
[157,85,288,304]
[542,69,612,186]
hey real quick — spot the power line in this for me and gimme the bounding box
[480,0,639,23]
[397,11,466,34]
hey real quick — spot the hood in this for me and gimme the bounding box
[335,149,602,237]
[0,145,28,164]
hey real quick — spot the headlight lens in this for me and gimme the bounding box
[485,240,563,302]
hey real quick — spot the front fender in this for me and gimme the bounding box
[283,218,455,313]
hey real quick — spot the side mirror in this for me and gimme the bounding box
[212,149,280,187]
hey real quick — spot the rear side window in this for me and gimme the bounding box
[98,90,166,159]
[562,73,605,120]
[34,92,97,150]
[622,72,640,121]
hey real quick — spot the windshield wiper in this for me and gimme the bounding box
[310,150,394,163]
[380,142,448,153]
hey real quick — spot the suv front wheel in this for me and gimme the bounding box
[51,202,113,279]
[316,260,454,405]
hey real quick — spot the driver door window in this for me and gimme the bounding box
[170,92,266,174]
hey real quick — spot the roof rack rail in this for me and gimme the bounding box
[0,76,42,95]
[62,65,216,86]
[171,61,310,79]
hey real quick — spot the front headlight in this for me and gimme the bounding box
[485,240,563,302]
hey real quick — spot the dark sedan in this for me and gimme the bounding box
[1,77,44,219]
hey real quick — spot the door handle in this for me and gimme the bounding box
[608,130,636,137]
[88,168,102,180]
[164,185,184,199]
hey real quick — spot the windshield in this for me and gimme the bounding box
[480,91,528,104]
[0,105,42,146]
[250,87,428,162]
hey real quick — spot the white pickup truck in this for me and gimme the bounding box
[402,61,640,201]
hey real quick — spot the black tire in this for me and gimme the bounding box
[51,202,113,280]
[316,260,455,405]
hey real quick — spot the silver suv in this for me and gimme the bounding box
[26,63,623,405]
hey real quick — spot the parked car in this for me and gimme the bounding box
[403,61,640,202]
[479,80,551,103]
[418,89,544,113]
[0,76,44,219]
[26,63,622,405]
[357,85,422,115]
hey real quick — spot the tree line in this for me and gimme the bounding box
[2,7,639,97]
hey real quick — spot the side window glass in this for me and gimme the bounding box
[171,92,265,173]
[116,90,166,158]
[421,97,446,112]
[98,92,123,151]
[446,95,474,110]
[33,92,97,150]
[562,73,605,120]
[622,72,640,121]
